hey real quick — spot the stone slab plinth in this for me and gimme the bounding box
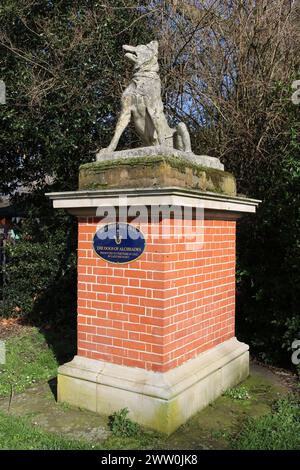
[79,155,236,196]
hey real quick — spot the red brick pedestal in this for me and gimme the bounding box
[48,187,259,433]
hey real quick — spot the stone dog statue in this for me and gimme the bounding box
[96,40,191,160]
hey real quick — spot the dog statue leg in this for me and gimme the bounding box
[96,99,131,160]
[143,98,168,146]
[148,113,165,145]
[174,122,192,152]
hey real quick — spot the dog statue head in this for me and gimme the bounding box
[122,40,159,73]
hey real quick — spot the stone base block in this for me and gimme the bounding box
[79,155,236,196]
[57,337,249,434]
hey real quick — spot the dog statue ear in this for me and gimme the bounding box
[148,40,158,52]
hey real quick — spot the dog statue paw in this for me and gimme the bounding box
[96,147,111,161]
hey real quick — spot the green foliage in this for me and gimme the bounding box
[108,408,140,437]
[0,1,149,324]
[2,207,77,323]
[223,386,251,401]
[235,91,300,366]
[232,397,300,450]
[0,0,149,193]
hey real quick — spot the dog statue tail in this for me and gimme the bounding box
[174,122,192,152]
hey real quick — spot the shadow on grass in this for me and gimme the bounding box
[28,253,78,365]
[37,323,77,366]
[40,323,76,402]
[48,377,58,401]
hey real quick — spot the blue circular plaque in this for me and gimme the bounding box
[93,223,146,264]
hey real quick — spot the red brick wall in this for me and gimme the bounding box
[77,217,236,372]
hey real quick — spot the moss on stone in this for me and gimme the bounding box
[80,155,229,178]
[79,155,236,196]
[151,399,182,435]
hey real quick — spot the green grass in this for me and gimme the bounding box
[109,407,140,437]
[0,327,74,397]
[0,410,164,450]
[232,397,300,450]
[223,386,251,401]
[0,411,101,450]
[102,432,165,451]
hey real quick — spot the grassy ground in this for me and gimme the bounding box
[0,411,101,450]
[0,325,75,397]
[0,325,299,450]
[0,409,166,451]
[0,396,299,450]
[232,397,300,450]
